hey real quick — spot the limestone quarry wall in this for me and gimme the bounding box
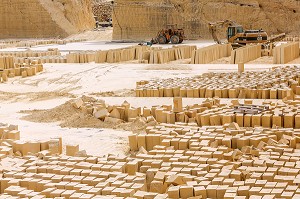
[112,0,300,41]
[0,0,95,39]
[93,1,113,22]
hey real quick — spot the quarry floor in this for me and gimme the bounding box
[0,36,297,156]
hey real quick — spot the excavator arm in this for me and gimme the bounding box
[208,20,238,44]
[209,25,221,44]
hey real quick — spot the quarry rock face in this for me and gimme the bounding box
[112,0,300,41]
[0,0,95,39]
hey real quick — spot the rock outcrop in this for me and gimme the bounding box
[0,0,95,39]
[112,0,300,41]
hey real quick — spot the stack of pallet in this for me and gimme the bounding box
[191,44,232,64]
[230,44,262,64]
[273,42,300,64]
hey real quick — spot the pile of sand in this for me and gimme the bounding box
[20,98,148,133]
[66,29,113,41]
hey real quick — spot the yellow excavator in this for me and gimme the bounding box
[208,20,285,49]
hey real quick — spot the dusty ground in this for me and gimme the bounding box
[210,56,231,64]
[288,57,300,64]
[0,32,299,156]
[247,56,274,64]
[66,28,113,41]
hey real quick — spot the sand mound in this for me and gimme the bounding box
[66,29,113,41]
[20,98,147,132]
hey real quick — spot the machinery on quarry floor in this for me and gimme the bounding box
[152,24,185,44]
[208,20,285,48]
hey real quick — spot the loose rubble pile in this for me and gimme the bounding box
[72,97,157,127]
[136,66,300,99]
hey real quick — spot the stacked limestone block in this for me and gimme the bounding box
[1,48,64,65]
[0,124,62,157]
[4,120,300,198]
[127,123,300,198]
[0,49,60,58]
[149,46,197,64]
[191,44,232,64]
[72,95,300,129]
[230,45,262,64]
[65,46,151,64]
[136,66,300,99]
[273,42,300,64]
[0,39,86,49]
[0,58,44,82]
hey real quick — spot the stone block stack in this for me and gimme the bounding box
[273,42,300,64]
[230,44,262,64]
[136,66,299,99]
[191,44,232,64]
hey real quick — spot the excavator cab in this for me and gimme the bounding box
[227,26,244,40]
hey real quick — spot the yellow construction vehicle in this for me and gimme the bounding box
[208,20,285,48]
